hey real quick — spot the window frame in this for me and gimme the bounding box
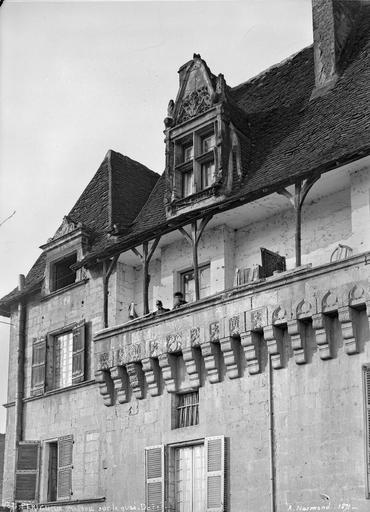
[50,252,78,292]
[40,436,74,503]
[175,390,200,429]
[31,321,86,397]
[174,122,217,199]
[179,262,211,303]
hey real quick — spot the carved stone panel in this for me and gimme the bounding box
[167,333,183,353]
[209,321,220,342]
[190,327,201,347]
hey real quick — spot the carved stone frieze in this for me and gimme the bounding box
[246,307,268,331]
[322,290,338,314]
[229,315,240,337]
[149,340,161,358]
[167,333,183,353]
[96,351,114,371]
[190,327,201,347]
[209,321,220,342]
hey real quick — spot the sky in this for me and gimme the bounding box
[0,0,313,432]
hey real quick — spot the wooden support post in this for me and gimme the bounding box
[102,254,119,328]
[179,214,213,301]
[278,176,319,267]
[132,237,161,315]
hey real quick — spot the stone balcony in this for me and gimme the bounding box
[93,252,370,406]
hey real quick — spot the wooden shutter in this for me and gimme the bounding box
[14,441,40,502]
[57,435,73,500]
[145,445,165,512]
[72,321,85,384]
[365,366,370,496]
[31,337,46,396]
[205,436,225,512]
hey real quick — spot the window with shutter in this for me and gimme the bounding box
[14,441,40,502]
[145,445,165,512]
[364,365,370,498]
[205,436,225,512]
[57,435,73,500]
[31,337,47,396]
[72,321,85,384]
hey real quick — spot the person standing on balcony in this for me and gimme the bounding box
[154,300,170,315]
[173,291,187,309]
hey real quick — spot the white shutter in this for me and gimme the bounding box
[205,436,225,512]
[365,366,370,496]
[57,435,73,500]
[145,445,165,512]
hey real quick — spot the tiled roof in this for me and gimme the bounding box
[2,4,370,311]
[83,3,370,252]
[0,151,159,314]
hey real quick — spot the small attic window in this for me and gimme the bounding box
[51,253,77,292]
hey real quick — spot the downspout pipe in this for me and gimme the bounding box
[268,354,277,512]
[13,274,27,506]
[14,274,26,444]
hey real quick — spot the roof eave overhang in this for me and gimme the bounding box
[76,143,370,269]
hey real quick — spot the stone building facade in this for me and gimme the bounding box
[2,1,370,511]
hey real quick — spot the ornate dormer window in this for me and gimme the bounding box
[40,215,91,295]
[163,54,250,218]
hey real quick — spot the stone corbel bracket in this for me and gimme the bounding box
[126,362,145,400]
[312,313,332,360]
[158,353,177,392]
[142,357,161,397]
[311,290,339,360]
[263,306,289,369]
[338,284,368,355]
[182,347,202,388]
[110,365,130,404]
[240,329,262,375]
[200,340,221,384]
[95,369,114,407]
[219,335,241,379]
[263,323,286,370]
[287,299,314,365]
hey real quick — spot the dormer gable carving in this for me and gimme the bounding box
[164,54,250,219]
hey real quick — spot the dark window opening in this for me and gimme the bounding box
[176,391,199,428]
[51,253,77,291]
[47,442,58,502]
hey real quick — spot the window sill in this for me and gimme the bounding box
[25,379,96,402]
[173,185,218,206]
[39,497,105,507]
[41,279,88,301]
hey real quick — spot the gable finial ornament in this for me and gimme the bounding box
[164,99,175,128]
